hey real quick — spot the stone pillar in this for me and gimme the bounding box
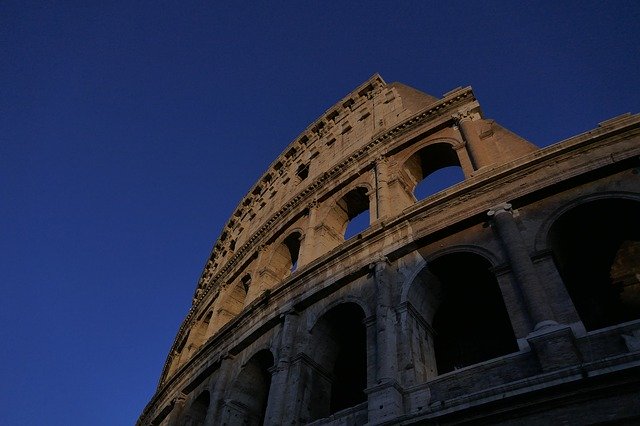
[372,258,397,381]
[298,201,318,268]
[167,393,186,426]
[364,315,378,388]
[532,250,585,333]
[488,203,556,331]
[367,257,403,423]
[204,354,235,424]
[204,290,225,337]
[374,156,393,219]
[264,310,299,425]
[455,112,487,170]
[453,143,475,178]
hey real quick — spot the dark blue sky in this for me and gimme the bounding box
[1,2,638,425]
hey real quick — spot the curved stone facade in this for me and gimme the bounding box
[138,75,640,425]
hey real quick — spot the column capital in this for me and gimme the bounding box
[452,141,467,151]
[369,255,389,273]
[375,154,388,164]
[453,109,475,123]
[172,393,187,406]
[487,202,513,217]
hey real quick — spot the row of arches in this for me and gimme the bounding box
[177,249,521,425]
[170,142,469,374]
[172,195,640,425]
[179,302,367,425]
[169,198,640,377]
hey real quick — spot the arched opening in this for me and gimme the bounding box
[271,231,302,277]
[185,310,213,356]
[222,350,274,426]
[184,390,210,426]
[241,273,252,294]
[330,187,371,241]
[429,252,517,374]
[307,303,367,421]
[224,281,248,315]
[209,277,250,334]
[548,198,640,331]
[404,143,464,201]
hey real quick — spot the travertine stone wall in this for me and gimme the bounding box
[138,76,640,426]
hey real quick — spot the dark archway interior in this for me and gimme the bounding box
[429,252,518,374]
[548,198,640,331]
[188,390,210,426]
[309,303,367,420]
[226,350,274,426]
[326,304,367,414]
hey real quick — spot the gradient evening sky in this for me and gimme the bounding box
[1,2,638,425]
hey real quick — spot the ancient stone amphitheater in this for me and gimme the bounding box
[138,75,640,425]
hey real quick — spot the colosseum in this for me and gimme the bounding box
[138,74,640,425]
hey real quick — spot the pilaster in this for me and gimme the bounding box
[368,257,403,422]
[264,310,299,425]
[167,393,186,426]
[298,200,318,267]
[204,354,235,424]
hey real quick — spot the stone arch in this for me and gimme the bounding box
[401,245,501,303]
[545,196,640,331]
[268,229,303,278]
[534,192,640,252]
[402,140,465,201]
[315,185,372,254]
[403,250,517,377]
[184,310,214,358]
[221,349,275,426]
[182,390,210,426]
[208,274,253,336]
[302,302,368,423]
[306,295,373,332]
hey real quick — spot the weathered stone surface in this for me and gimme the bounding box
[137,75,640,426]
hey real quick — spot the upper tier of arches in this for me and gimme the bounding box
[165,77,544,380]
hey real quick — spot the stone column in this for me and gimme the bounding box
[532,250,585,332]
[372,258,397,381]
[167,393,186,426]
[453,143,475,178]
[204,354,235,424]
[298,201,318,268]
[367,257,403,423]
[264,310,299,425]
[488,203,556,331]
[374,156,393,219]
[455,112,486,170]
